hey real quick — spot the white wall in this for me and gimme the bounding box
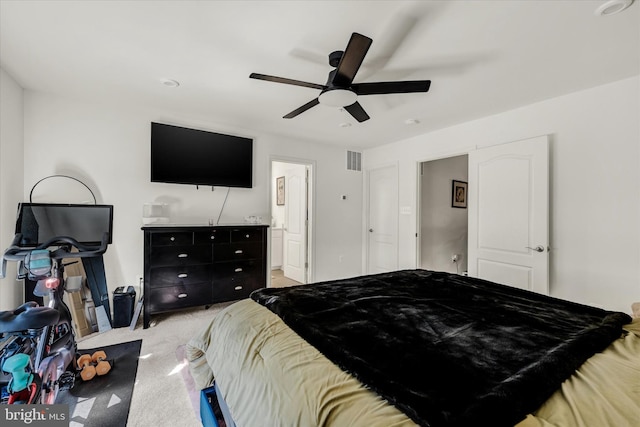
[365,76,640,314]
[0,68,25,310]
[22,91,363,300]
[11,76,639,314]
[270,161,290,229]
[420,155,468,273]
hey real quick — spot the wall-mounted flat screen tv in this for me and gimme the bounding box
[151,122,253,188]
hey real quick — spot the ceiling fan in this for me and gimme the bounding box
[249,32,431,123]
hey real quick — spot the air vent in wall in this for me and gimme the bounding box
[347,150,362,171]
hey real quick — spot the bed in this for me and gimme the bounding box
[187,270,640,427]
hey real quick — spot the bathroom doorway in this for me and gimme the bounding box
[270,159,313,286]
[418,155,469,274]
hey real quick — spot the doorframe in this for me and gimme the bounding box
[270,156,315,284]
[415,146,475,268]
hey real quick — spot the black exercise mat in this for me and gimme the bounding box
[57,339,142,427]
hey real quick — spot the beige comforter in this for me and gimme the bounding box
[187,299,640,427]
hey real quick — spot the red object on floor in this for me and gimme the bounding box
[7,382,37,404]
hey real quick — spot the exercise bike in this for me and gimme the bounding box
[0,232,109,404]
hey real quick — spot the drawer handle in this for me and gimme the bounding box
[170,236,175,242]
[178,273,188,278]
[210,235,215,240]
[235,250,243,254]
[245,234,250,238]
[234,285,243,291]
[234,268,243,272]
[178,253,188,258]
[178,293,188,298]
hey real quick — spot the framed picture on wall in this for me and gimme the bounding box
[452,180,467,208]
[276,176,285,206]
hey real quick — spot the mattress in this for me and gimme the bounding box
[188,298,416,426]
[187,271,640,426]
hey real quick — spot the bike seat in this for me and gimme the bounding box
[0,302,60,333]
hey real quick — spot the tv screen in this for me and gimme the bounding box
[15,203,114,247]
[151,122,253,188]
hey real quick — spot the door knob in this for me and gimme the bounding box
[526,245,544,253]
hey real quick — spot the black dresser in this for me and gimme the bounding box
[142,224,268,328]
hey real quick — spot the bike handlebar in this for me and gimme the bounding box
[0,233,109,279]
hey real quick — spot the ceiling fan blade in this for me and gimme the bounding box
[332,33,373,87]
[283,98,320,119]
[343,102,370,122]
[352,80,431,95]
[250,73,326,91]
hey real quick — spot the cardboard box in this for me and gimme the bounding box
[62,274,92,338]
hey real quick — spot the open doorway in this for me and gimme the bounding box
[270,159,313,287]
[418,155,468,275]
[417,136,549,292]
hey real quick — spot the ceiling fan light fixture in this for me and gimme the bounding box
[595,0,634,16]
[250,32,430,123]
[318,89,357,107]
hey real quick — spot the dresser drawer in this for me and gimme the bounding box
[214,260,263,283]
[212,260,264,301]
[151,232,193,246]
[213,242,263,261]
[148,283,212,312]
[150,245,212,266]
[230,228,264,243]
[211,278,261,302]
[194,229,230,244]
[149,265,212,288]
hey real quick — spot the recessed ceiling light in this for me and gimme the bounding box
[160,78,180,87]
[404,118,420,125]
[595,0,634,16]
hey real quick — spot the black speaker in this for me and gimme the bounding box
[113,286,136,328]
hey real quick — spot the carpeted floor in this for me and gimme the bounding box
[76,302,231,426]
[175,344,200,419]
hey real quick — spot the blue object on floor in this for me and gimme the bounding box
[200,384,220,427]
[200,382,235,427]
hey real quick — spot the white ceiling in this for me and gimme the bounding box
[1,1,638,149]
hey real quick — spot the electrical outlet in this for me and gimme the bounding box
[135,275,143,286]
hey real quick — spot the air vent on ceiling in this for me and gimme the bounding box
[347,150,362,172]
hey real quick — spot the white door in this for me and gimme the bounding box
[468,135,549,294]
[283,165,307,284]
[367,164,398,274]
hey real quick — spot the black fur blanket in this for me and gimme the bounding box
[251,270,631,427]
